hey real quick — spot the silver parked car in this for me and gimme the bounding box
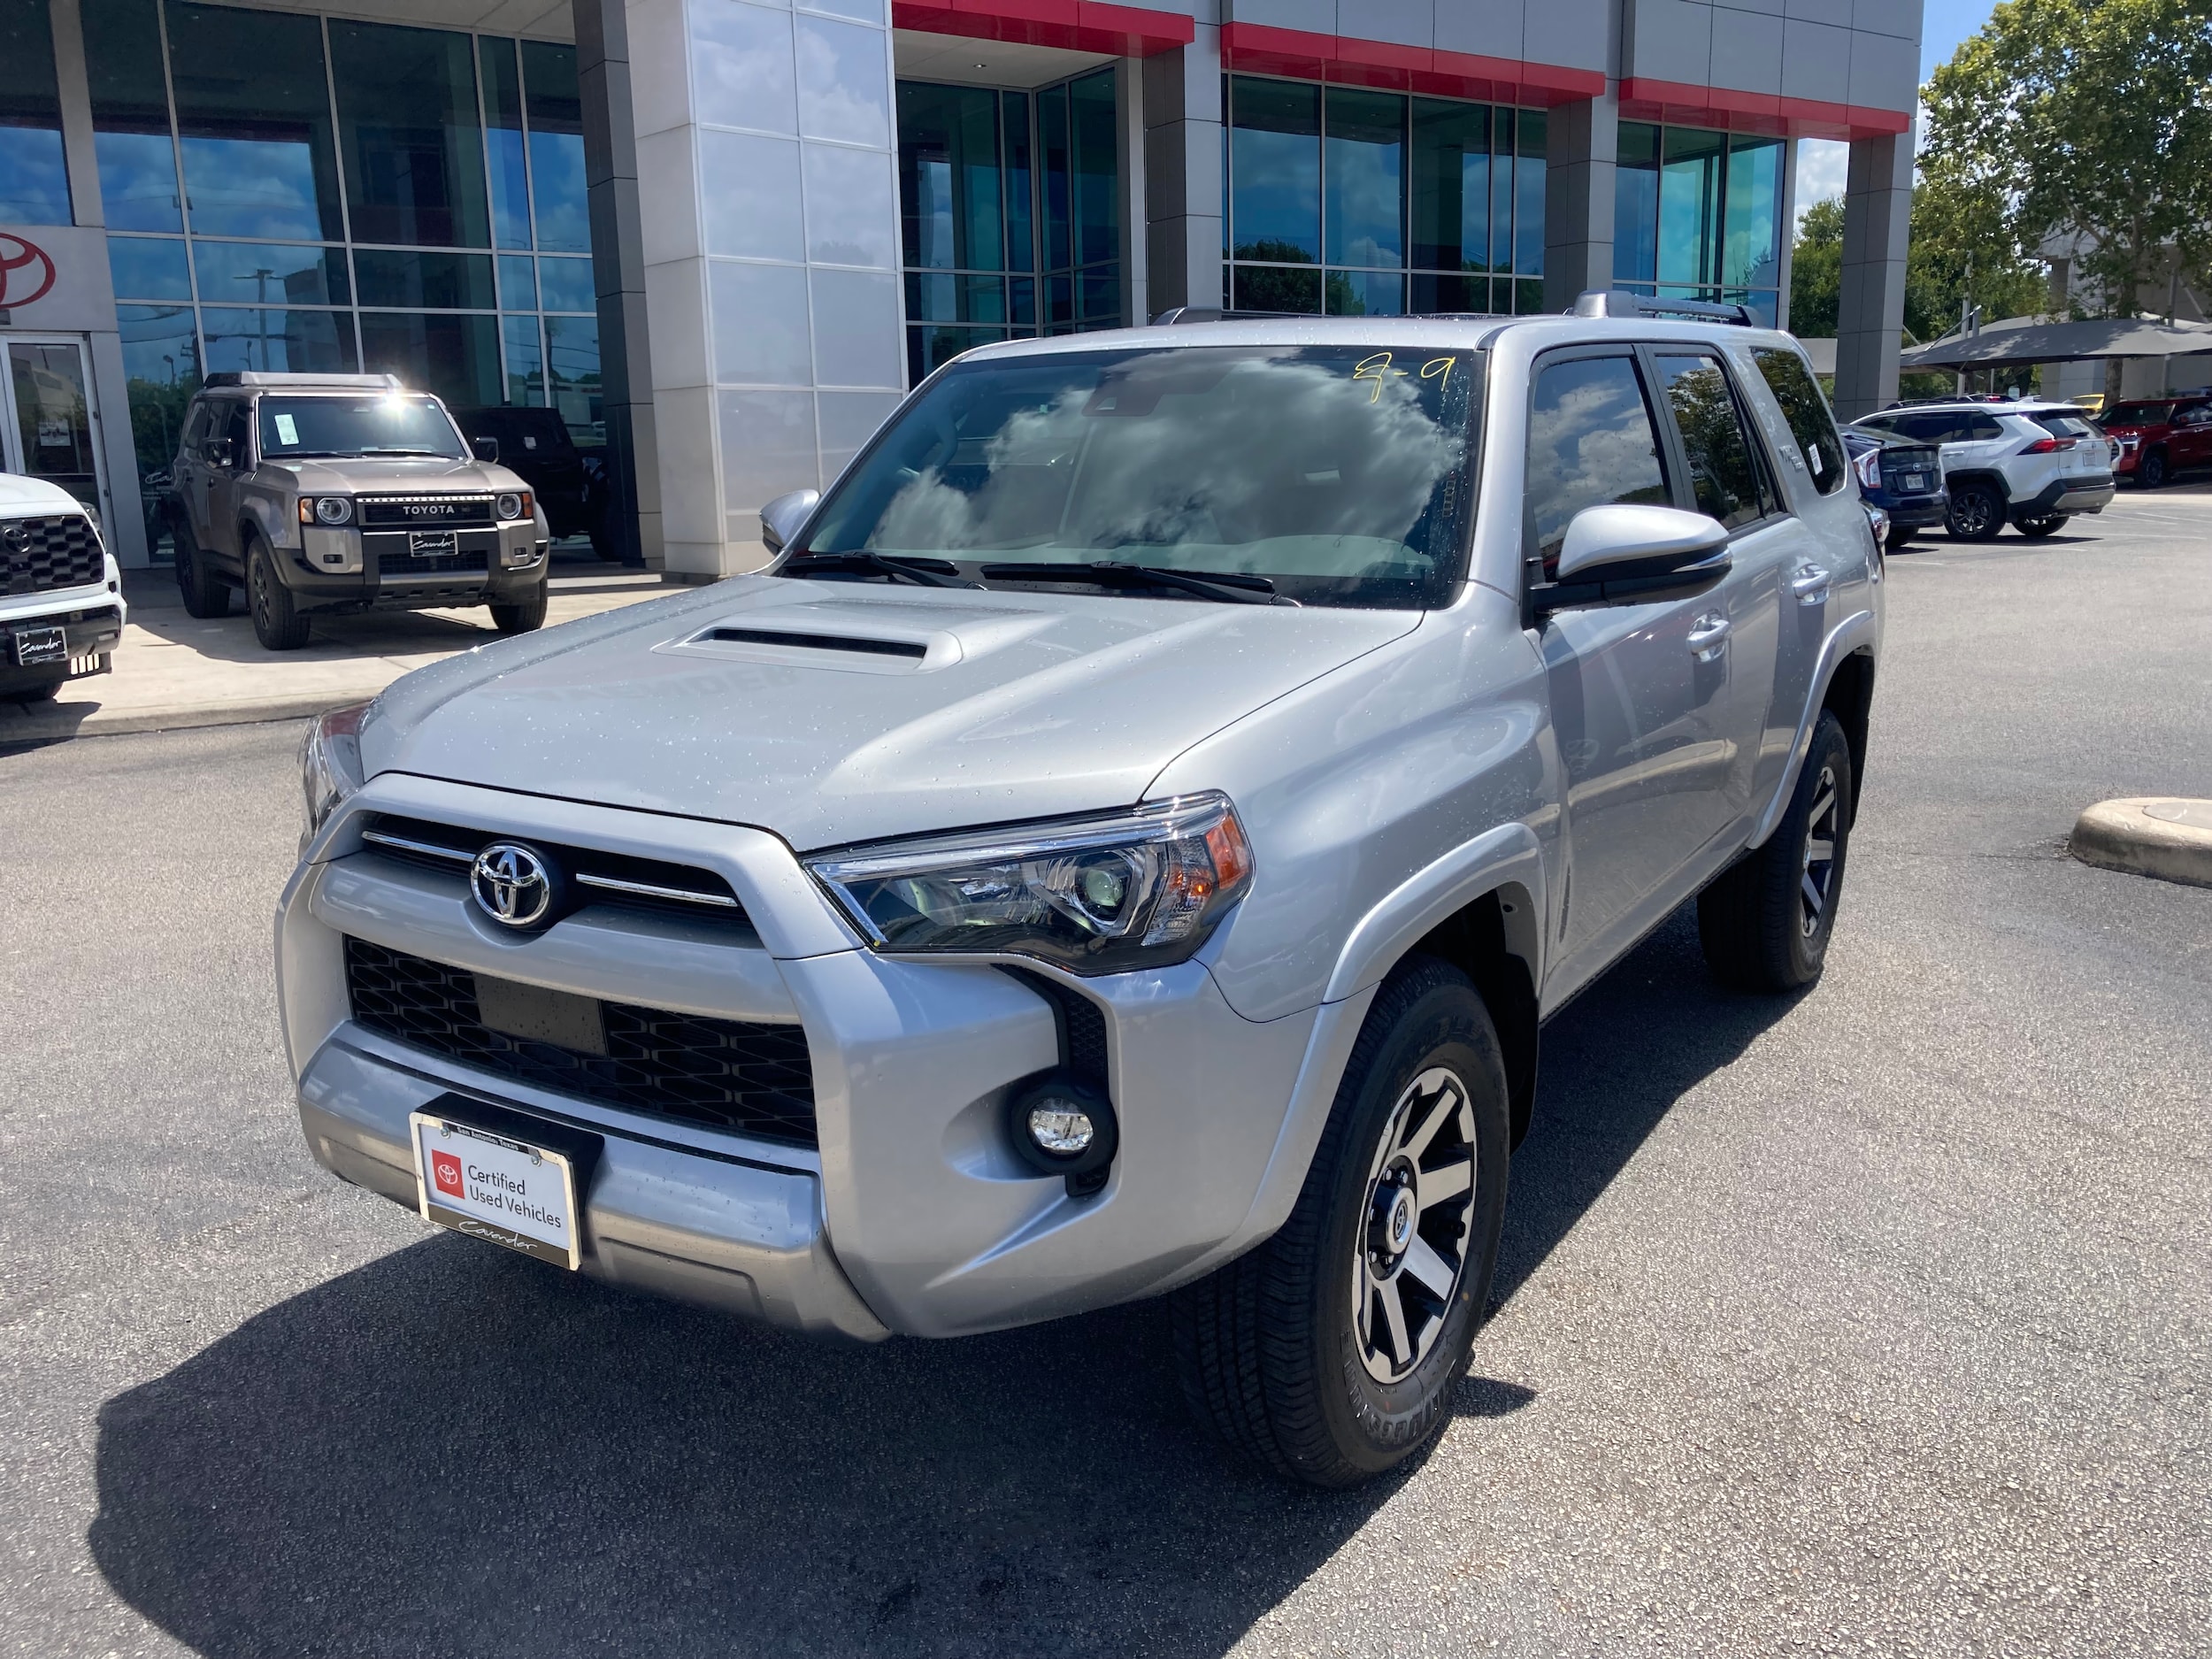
[166,371,551,649]
[280,296,1881,1486]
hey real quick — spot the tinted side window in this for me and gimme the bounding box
[1525,353,1671,575]
[1893,412,1955,443]
[180,403,209,449]
[1751,345,1846,494]
[1967,414,2005,440]
[220,401,253,460]
[1654,353,1768,531]
[2032,412,2095,439]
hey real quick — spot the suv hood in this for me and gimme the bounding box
[363,577,1421,848]
[0,472,88,516]
[266,456,527,495]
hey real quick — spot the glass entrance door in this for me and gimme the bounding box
[2,339,111,526]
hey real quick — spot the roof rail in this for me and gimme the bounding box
[200,370,405,390]
[1573,288,1754,326]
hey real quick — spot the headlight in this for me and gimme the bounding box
[806,792,1255,974]
[297,495,353,526]
[299,699,374,856]
[495,491,524,521]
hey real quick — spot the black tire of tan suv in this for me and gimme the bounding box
[1698,710,1855,993]
[246,536,312,650]
[2137,448,2170,489]
[1171,956,1510,1488]
[1945,480,2006,541]
[489,588,549,634]
[2014,513,2068,537]
[174,522,231,618]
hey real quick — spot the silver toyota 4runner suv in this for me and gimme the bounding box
[167,371,551,650]
[279,295,1881,1487]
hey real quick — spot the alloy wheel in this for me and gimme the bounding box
[1951,489,1997,536]
[1352,1065,1478,1382]
[1800,763,1840,939]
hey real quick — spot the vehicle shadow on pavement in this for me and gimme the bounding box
[1490,903,1801,1309]
[89,1239,1413,1656]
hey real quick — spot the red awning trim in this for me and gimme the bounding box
[1218,21,1605,105]
[1617,75,1912,141]
[891,0,1194,57]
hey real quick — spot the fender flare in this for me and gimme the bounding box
[1323,819,1547,1004]
[1747,608,1877,849]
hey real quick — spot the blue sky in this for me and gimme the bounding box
[1793,0,1998,229]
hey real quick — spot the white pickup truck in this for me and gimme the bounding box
[1,473,125,704]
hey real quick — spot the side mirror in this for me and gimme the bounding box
[759,488,821,556]
[471,435,500,463]
[205,436,235,470]
[1534,503,1732,615]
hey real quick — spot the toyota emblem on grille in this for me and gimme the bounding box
[471,841,557,928]
[1,523,30,556]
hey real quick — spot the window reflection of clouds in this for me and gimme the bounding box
[1527,359,1669,561]
[869,357,1462,570]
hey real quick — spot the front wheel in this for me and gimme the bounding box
[1171,957,1510,1487]
[488,588,549,634]
[1946,481,2005,541]
[2015,513,2068,538]
[2138,449,2170,489]
[246,538,311,650]
[1698,711,1855,992]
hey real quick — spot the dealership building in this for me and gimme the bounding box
[0,0,1921,574]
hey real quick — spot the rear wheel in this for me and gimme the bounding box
[488,588,549,634]
[174,522,231,618]
[246,536,311,650]
[1946,480,2005,541]
[1698,711,1855,993]
[1885,526,1914,549]
[2014,513,2068,538]
[1171,957,1510,1487]
[2138,448,2170,489]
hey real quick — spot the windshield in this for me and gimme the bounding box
[2101,402,2174,427]
[257,395,466,460]
[798,344,1483,608]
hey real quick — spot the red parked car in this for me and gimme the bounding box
[2101,396,2212,488]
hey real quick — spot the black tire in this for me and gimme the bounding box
[2014,513,2068,538]
[1698,710,1855,993]
[174,522,231,618]
[1885,526,1914,549]
[488,588,549,634]
[1171,956,1511,1488]
[1945,480,2005,541]
[2138,448,2170,489]
[245,536,311,650]
[587,525,619,562]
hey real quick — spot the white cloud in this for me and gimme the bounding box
[1793,139,1850,238]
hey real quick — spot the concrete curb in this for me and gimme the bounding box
[0,691,359,745]
[2070,798,2212,889]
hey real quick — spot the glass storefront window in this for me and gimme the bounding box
[898,82,1003,273]
[351,249,495,310]
[83,0,181,233]
[109,236,194,301]
[498,252,538,311]
[536,256,595,313]
[479,36,533,251]
[360,311,501,408]
[1225,76,1542,317]
[1615,122,1783,322]
[0,0,73,225]
[545,313,601,443]
[199,305,357,374]
[330,20,492,249]
[502,314,543,405]
[522,42,588,254]
[193,240,349,306]
[117,303,199,549]
[166,1,343,242]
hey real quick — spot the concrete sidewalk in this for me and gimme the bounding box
[0,548,681,745]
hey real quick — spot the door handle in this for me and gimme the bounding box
[1687,612,1731,660]
[1792,562,1832,606]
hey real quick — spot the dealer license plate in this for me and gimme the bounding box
[410,1111,582,1268]
[1902,472,1928,491]
[409,529,458,557]
[12,625,65,666]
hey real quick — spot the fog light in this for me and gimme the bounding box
[1027,1102,1094,1156]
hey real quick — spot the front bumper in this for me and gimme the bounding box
[280,519,549,612]
[280,773,1334,1340]
[0,596,123,691]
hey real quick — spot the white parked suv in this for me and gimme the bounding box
[1,473,126,704]
[279,294,1881,1486]
[1852,398,2115,540]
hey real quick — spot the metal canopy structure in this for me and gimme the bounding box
[1900,315,2212,370]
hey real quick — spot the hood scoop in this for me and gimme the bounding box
[703,625,926,660]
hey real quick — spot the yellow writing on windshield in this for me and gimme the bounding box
[1354,352,1457,403]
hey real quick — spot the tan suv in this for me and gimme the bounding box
[166,372,551,650]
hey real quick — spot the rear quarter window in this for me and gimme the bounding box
[2032,413,2096,439]
[1751,347,1847,495]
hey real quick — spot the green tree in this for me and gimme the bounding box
[1922,0,2212,324]
[1788,196,1843,339]
[1787,184,2044,344]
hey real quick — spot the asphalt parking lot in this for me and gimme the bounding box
[4,488,2208,1657]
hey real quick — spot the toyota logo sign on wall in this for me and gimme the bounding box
[0,234,58,311]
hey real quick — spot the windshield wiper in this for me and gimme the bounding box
[978,561,1295,606]
[779,551,982,589]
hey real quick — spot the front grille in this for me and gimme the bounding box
[359,495,495,528]
[1,515,104,597]
[345,936,818,1146]
[358,813,750,927]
